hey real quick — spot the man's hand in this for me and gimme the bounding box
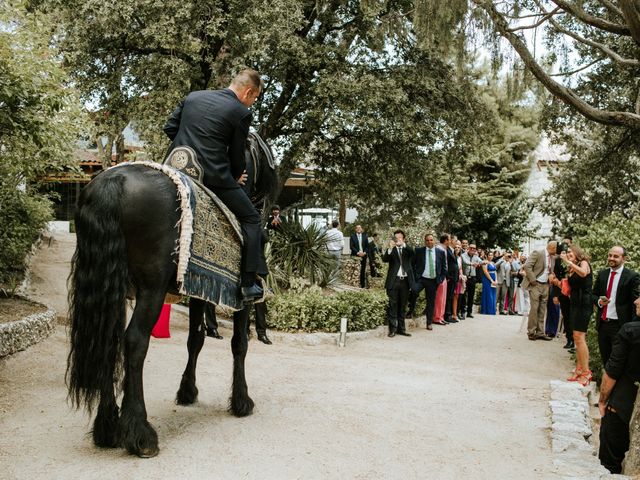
[237,170,248,185]
[599,399,606,418]
[553,296,560,305]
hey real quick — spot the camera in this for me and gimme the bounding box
[557,242,569,254]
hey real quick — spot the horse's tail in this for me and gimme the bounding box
[66,172,129,412]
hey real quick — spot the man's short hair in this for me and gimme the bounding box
[231,69,263,90]
[394,229,405,239]
[271,205,280,212]
[440,233,450,243]
[332,220,339,228]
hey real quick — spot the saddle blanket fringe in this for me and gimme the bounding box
[111,161,243,311]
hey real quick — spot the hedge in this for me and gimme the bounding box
[267,288,387,332]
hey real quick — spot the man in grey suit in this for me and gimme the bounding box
[522,240,558,340]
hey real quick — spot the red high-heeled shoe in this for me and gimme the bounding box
[567,367,583,382]
[578,370,593,387]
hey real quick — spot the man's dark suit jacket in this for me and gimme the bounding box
[350,233,369,256]
[164,88,251,189]
[382,246,415,290]
[412,246,446,285]
[593,266,640,328]
[446,247,458,283]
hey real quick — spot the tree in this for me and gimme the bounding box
[470,0,640,130]
[0,1,83,287]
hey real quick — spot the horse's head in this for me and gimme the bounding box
[244,131,277,213]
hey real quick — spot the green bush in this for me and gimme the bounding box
[267,220,336,289]
[576,213,640,272]
[0,189,53,289]
[574,213,640,384]
[267,288,387,332]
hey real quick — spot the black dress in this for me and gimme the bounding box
[568,263,594,332]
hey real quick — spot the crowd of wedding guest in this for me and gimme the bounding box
[327,222,640,475]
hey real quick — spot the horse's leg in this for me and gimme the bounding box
[118,289,165,458]
[176,298,206,405]
[230,307,254,417]
[92,384,120,448]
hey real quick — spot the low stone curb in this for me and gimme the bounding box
[549,380,629,479]
[172,304,432,346]
[0,308,56,357]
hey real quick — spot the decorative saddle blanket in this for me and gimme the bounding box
[112,161,244,311]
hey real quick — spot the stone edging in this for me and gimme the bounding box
[549,379,629,479]
[0,308,56,357]
[173,304,428,346]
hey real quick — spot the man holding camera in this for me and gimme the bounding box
[382,230,414,337]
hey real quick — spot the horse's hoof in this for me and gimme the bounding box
[137,446,159,458]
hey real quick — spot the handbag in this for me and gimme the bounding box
[560,278,571,297]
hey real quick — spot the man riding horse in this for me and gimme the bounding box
[164,69,265,303]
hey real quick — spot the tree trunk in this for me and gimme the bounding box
[339,195,346,228]
[623,387,640,474]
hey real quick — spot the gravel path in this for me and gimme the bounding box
[0,232,574,479]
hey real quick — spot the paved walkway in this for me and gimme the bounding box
[0,232,579,479]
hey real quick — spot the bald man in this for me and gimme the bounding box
[522,240,557,341]
[164,69,265,302]
[593,246,640,366]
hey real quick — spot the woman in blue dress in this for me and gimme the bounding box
[480,252,498,314]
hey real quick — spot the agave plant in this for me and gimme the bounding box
[266,220,337,289]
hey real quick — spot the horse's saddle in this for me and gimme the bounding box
[165,146,203,183]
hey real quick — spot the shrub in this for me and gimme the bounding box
[267,288,387,332]
[267,220,336,289]
[0,189,53,289]
[573,214,640,384]
[575,213,640,272]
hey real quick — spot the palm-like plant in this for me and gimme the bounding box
[266,220,337,289]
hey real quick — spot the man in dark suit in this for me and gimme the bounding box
[406,233,446,330]
[266,205,282,231]
[382,230,414,337]
[551,237,573,349]
[350,224,369,288]
[164,69,264,302]
[442,234,459,323]
[598,312,640,473]
[593,245,640,366]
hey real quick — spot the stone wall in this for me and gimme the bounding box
[0,309,56,357]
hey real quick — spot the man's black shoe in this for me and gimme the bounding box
[257,334,272,345]
[241,284,264,303]
[535,334,553,341]
[396,331,411,337]
[206,328,223,339]
[388,332,396,337]
[466,314,474,319]
[447,318,459,324]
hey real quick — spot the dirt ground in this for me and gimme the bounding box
[0,232,573,479]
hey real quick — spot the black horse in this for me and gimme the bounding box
[66,133,276,458]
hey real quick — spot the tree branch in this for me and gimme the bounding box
[507,7,561,32]
[475,0,640,130]
[550,0,632,36]
[548,17,640,66]
[549,57,604,76]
